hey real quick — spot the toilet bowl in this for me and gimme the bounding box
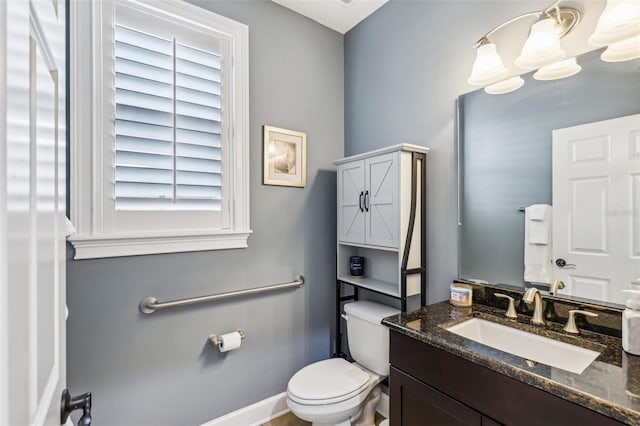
[286,358,382,426]
[286,301,399,426]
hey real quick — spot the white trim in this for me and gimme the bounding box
[376,390,389,419]
[69,230,252,259]
[69,0,94,237]
[198,390,390,426]
[334,143,429,165]
[69,0,251,258]
[200,392,289,426]
[0,2,9,424]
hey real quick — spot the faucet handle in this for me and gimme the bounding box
[494,293,517,319]
[563,309,598,334]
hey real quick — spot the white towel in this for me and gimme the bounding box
[524,204,553,284]
[526,204,552,245]
[528,204,547,221]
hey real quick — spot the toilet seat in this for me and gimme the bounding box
[287,358,371,406]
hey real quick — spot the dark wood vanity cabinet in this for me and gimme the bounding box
[389,330,624,426]
[390,366,486,425]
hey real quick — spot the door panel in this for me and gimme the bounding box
[32,27,60,421]
[390,367,482,426]
[1,0,66,424]
[569,176,608,253]
[633,174,640,258]
[365,152,398,248]
[553,114,640,304]
[338,160,365,244]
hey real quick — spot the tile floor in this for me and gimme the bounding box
[263,412,386,426]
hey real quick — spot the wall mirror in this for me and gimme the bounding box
[458,48,640,306]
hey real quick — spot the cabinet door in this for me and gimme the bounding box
[390,367,482,426]
[338,160,365,244]
[365,152,399,248]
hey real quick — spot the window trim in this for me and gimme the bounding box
[68,0,251,260]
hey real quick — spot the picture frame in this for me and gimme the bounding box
[263,125,307,188]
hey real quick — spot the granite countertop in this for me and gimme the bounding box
[382,301,640,425]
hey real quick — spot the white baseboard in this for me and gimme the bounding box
[376,391,389,418]
[201,392,289,426]
[201,389,389,426]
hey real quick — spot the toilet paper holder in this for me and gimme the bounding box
[208,329,246,348]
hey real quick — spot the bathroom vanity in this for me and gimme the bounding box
[382,287,640,426]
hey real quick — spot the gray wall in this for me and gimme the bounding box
[66,2,344,425]
[460,49,640,287]
[344,0,608,304]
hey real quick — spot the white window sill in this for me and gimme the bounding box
[68,230,252,259]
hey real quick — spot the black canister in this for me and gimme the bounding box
[350,256,365,277]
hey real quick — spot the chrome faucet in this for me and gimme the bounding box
[522,288,545,326]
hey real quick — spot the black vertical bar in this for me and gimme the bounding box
[401,272,407,312]
[420,153,427,307]
[401,152,421,312]
[335,280,341,357]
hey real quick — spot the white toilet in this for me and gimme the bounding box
[286,301,399,426]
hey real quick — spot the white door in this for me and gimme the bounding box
[338,160,365,244]
[365,152,399,248]
[552,114,640,305]
[1,0,68,424]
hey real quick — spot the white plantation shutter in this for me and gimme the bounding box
[113,24,223,211]
[68,0,250,259]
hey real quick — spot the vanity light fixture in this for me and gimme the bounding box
[467,0,581,94]
[484,76,525,95]
[515,17,567,69]
[588,0,640,47]
[467,39,509,86]
[533,57,582,80]
[600,35,640,62]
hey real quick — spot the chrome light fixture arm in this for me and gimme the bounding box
[472,1,580,48]
[473,11,543,48]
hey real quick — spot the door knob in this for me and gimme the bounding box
[555,258,576,268]
[61,388,92,426]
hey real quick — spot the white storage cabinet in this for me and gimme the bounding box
[335,144,429,300]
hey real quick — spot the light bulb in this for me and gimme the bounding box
[467,41,509,86]
[589,0,640,46]
[516,18,566,69]
[484,77,525,95]
[601,35,640,62]
[534,57,582,80]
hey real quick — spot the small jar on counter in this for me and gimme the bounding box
[450,283,473,307]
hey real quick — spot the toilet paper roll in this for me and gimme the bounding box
[219,331,242,353]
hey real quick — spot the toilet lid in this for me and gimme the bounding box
[287,358,370,405]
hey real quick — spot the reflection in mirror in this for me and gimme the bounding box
[458,48,640,305]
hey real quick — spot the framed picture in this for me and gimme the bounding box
[263,125,307,188]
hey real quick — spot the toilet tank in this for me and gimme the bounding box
[344,301,400,376]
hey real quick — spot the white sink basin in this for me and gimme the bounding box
[446,318,601,374]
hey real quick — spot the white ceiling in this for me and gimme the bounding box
[271,0,389,34]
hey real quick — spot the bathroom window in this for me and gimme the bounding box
[68,0,251,259]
